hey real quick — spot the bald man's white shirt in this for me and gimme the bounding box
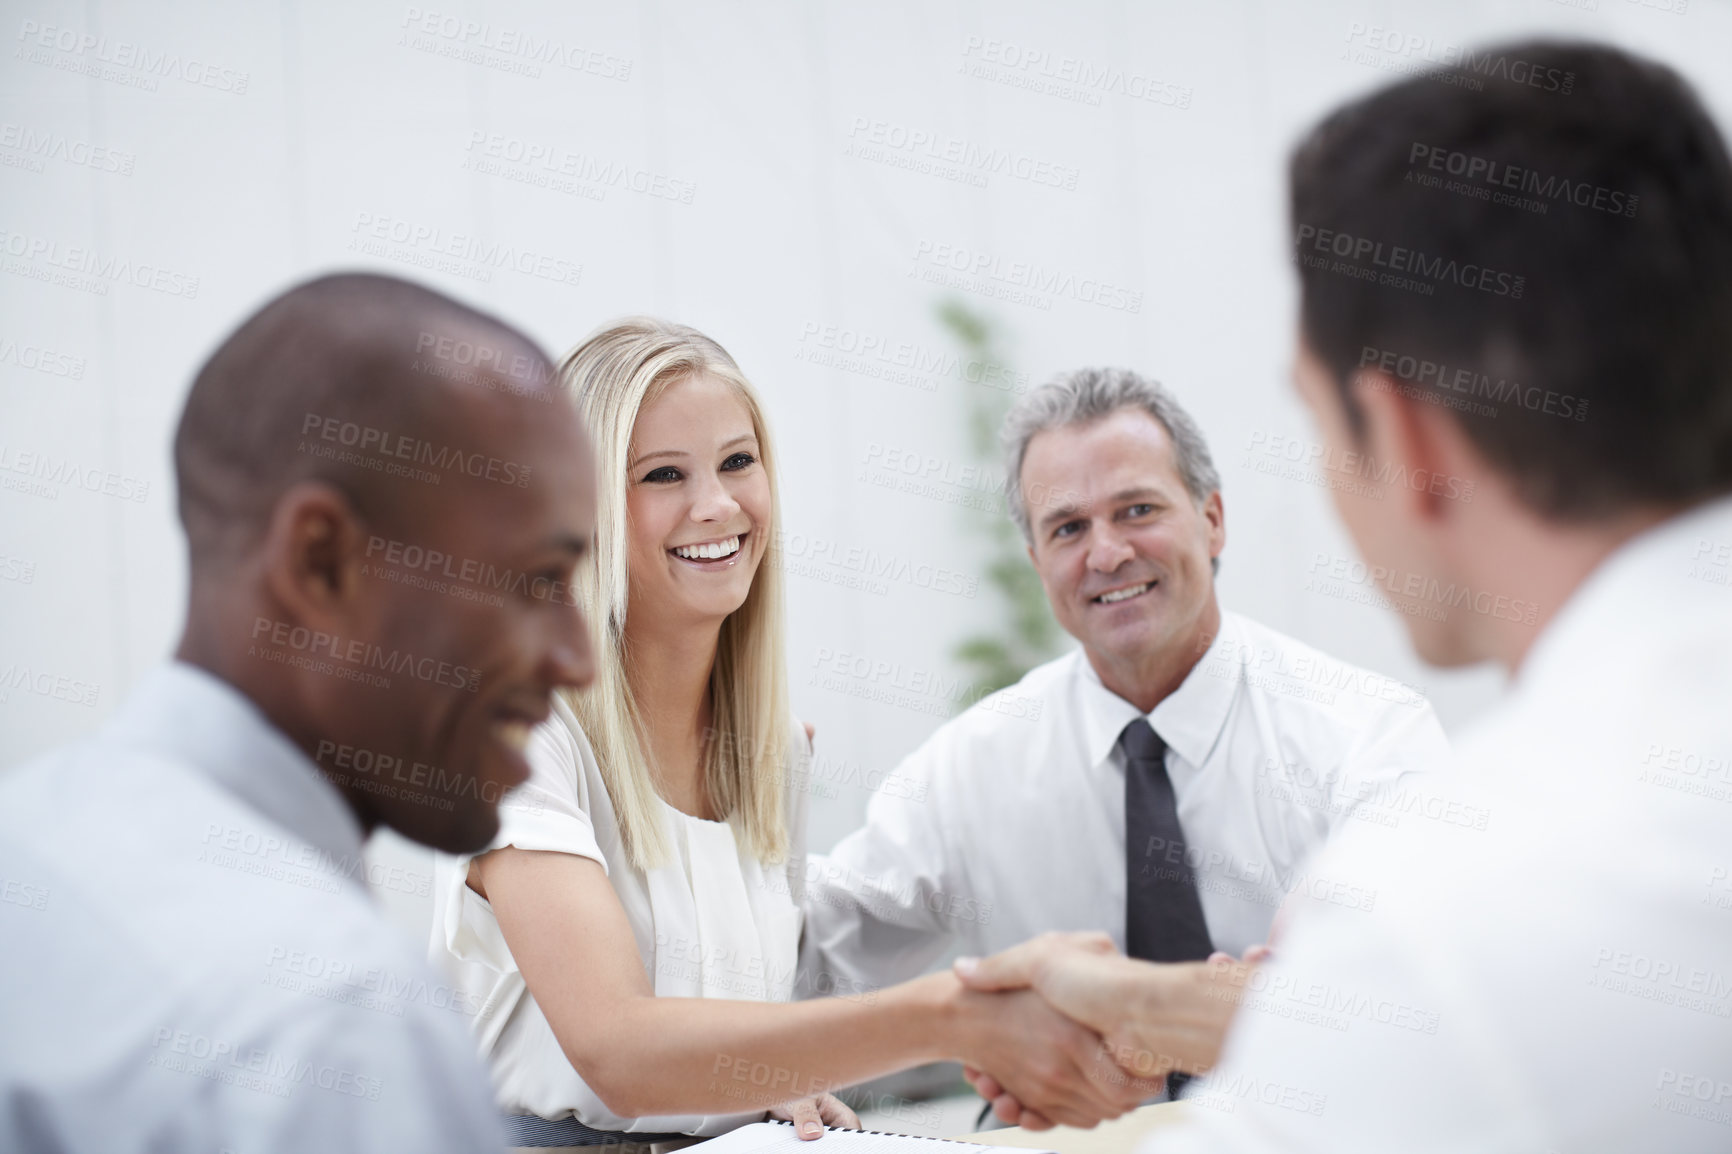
[1153,498,1732,1152]
[0,662,505,1154]
[800,609,1451,991]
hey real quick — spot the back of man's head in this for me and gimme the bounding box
[172,273,595,853]
[1290,40,1732,520]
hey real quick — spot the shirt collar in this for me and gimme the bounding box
[1518,494,1732,694]
[1074,611,1242,772]
[102,661,367,872]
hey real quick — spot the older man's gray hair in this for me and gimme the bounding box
[1002,366,1221,542]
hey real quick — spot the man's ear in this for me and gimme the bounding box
[1348,368,1471,526]
[1201,490,1225,559]
[259,482,372,626]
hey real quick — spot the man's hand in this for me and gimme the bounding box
[769,1093,860,1139]
[949,981,1163,1131]
[955,933,1256,1087]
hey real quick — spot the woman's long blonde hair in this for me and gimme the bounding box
[558,317,790,871]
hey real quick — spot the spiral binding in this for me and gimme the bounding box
[764,1118,994,1149]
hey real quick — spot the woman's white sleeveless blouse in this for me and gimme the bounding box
[429,693,811,1135]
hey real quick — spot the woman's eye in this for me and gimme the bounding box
[642,466,682,483]
[722,452,757,471]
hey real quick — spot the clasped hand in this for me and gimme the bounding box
[950,933,1270,1130]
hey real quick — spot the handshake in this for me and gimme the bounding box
[939,933,1273,1131]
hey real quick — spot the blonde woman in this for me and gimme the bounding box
[431,319,1150,1151]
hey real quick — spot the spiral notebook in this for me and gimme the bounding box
[688,1118,1055,1154]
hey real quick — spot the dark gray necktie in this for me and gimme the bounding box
[1122,718,1214,962]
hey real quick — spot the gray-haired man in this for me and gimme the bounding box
[801,368,1451,1115]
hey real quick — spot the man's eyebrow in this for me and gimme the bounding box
[1033,487,1163,533]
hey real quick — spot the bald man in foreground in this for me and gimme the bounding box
[0,274,596,1152]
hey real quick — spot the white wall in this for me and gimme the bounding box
[3,0,1727,934]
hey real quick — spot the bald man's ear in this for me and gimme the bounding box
[259,482,373,626]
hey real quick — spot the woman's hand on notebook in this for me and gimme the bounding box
[769,1092,861,1139]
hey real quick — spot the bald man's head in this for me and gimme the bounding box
[175,272,554,564]
[173,272,597,853]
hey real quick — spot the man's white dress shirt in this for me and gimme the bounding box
[429,692,811,1135]
[801,609,1451,992]
[1156,498,1732,1152]
[0,662,505,1154]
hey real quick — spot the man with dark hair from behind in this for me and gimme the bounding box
[951,41,1732,1149]
[0,273,597,1152]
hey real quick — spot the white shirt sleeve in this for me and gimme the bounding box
[799,727,969,994]
[493,703,607,869]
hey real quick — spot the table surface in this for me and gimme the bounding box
[950,1103,1186,1154]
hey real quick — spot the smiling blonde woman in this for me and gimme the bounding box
[429,318,1149,1153]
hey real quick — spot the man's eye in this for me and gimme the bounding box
[1126,504,1155,517]
[722,452,757,471]
[642,466,682,483]
[1054,521,1083,539]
